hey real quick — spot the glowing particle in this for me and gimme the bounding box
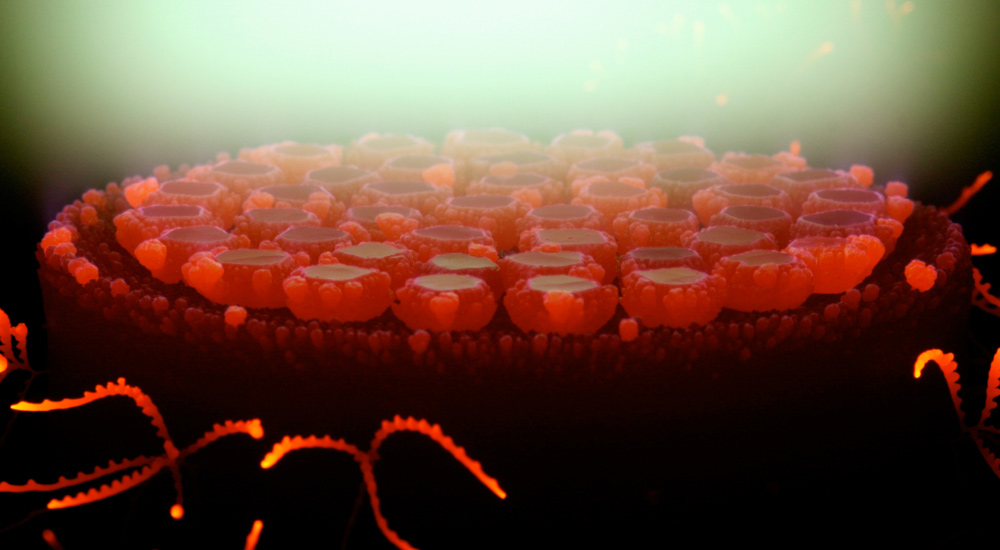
[972,244,996,256]
[41,529,63,550]
[715,94,728,106]
[170,503,184,519]
[245,520,264,550]
[943,171,992,215]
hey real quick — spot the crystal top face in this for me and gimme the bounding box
[482,173,547,187]
[528,275,598,293]
[638,267,707,285]
[303,264,372,281]
[508,251,585,267]
[658,168,719,182]
[388,155,449,169]
[339,242,405,260]
[652,140,703,154]
[726,155,779,169]
[214,160,275,175]
[577,157,639,172]
[415,225,487,240]
[247,208,311,223]
[216,249,289,266]
[802,209,874,226]
[696,226,768,245]
[478,151,549,165]
[720,205,787,221]
[366,181,437,195]
[415,273,481,291]
[462,129,525,144]
[449,195,517,209]
[430,253,496,270]
[362,135,419,151]
[308,166,371,183]
[258,185,328,201]
[278,226,349,242]
[529,204,594,220]
[784,168,839,182]
[586,181,645,198]
[556,134,610,148]
[731,249,795,267]
[537,228,606,245]
[159,181,219,196]
[629,247,699,261]
[630,208,692,223]
[162,225,231,243]
[273,143,329,157]
[718,184,781,198]
[814,189,881,203]
[348,206,420,222]
[140,205,204,218]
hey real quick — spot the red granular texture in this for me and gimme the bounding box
[904,260,937,292]
[330,242,418,290]
[571,179,667,229]
[708,205,793,248]
[271,226,356,264]
[418,253,503,299]
[144,180,242,228]
[711,250,813,312]
[396,225,496,262]
[302,165,382,205]
[182,249,296,308]
[611,208,699,253]
[566,156,658,187]
[784,235,885,294]
[545,130,624,165]
[465,150,565,183]
[634,139,715,171]
[790,209,902,254]
[239,141,342,185]
[709,152,803,185]
[651,168,732,211]
[768,169,864,215]
[243,184,346,226]
[345,133,435,170]
[517,204,605,234]
[518,228,618,284]
[682,226,777,268]
[135,225,250,284]
[433,194,531,251]
[232,208,322,247]
[691,184,793,226]
[351,181,453,216]
[618,246,706,277]
[620,268,727,328]
[499,251,605,290]
[283,264,393,322]
[392,274,497,332]
[466,173,566,209]
[114,205,223,254]
[799,188,886,218]
[340,206,423,242]
[187,160,285,197]
[504,275,619,335]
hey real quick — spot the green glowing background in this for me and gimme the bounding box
[1,0,998,311]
